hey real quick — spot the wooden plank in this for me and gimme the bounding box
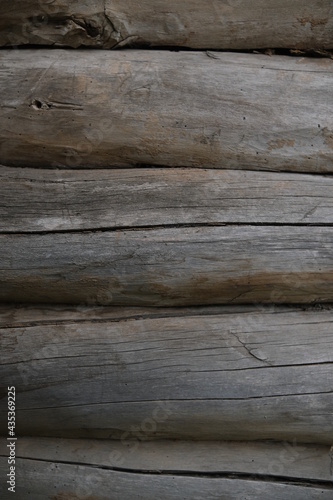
[0,226,333,305]
[2,437,331,481]
[0,457,332,499]
[0,0,332,50]
[1,50,333,173]
[1,307,333,442]
[2,166,333,232]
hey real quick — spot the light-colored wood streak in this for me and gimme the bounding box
[2,167,333,232]
[1,50,333,173]
[0,0,332,50]
[1,307,332,442]
[0,226,333,305]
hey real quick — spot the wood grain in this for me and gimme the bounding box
[1,50,333,173]
[1,307,333,442]
[0,304,270,328]
[2,437,331,481]
[2,166,333,232]
[1,457,332,499]
[0,226,333,305]
[0,0,332,50]
[0,439,332,499]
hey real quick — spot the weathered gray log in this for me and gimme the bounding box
[1,306,333,442]
[0,226,333,305]
[1,50,333,173]
[0,0,332,50]
[0,439,332,499]
[1,457,332,499]
[2,437,332,481]
[2,166,333,232]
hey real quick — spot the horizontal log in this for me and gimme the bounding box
[1,226,333,305]
[2,437,331,482]
[1,457,332,499]
[1,50,333,173]
[2,166,333,232]
[1,306,333,442]
[0,0,332,50]
[0,439,332,499]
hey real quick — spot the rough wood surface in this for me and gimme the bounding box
[2,166,333,232]
[0,439,332,499]
[0,0,332,50]
[2,437,331,481]
[1,457,332,500]
[0,304,270,328]
[1,307,332,442]
[1,226,333,305]
[1,50,333,173]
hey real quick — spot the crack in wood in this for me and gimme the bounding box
[1,454,332,488]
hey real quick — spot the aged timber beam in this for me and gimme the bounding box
[2,437,332,482]
[0,226,333,305]
[0,305,332,443]
[1,458,332,499]
[1,166,333,232]
[0,50,332,173]
[0,438,332,499]
[0,0,332,50]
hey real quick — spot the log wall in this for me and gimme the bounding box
[1,2,333,497]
